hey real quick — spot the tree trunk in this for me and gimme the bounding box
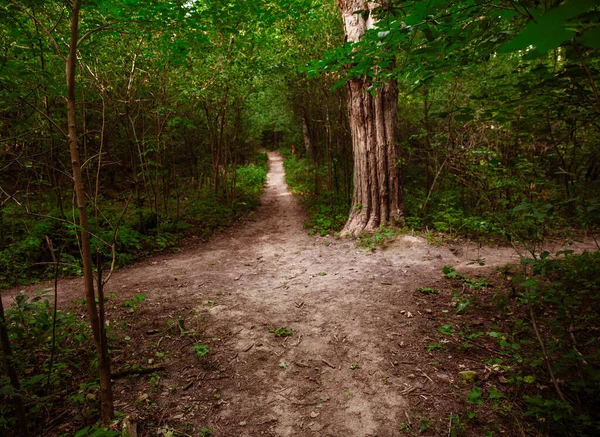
[338,0,403,235]
[301,110,312,156]
[67,0,98,345]
[0,296,28,436]
[66,1,114,425]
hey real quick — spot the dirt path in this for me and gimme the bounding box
[107,152,494,436]
[122,152,451,436]
[10,152,597,436]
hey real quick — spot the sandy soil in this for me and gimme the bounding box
[8,152,597,436]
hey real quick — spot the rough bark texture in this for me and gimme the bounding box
[338,0,402,236]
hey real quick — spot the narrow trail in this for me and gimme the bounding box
[10,152,596,436]
[101,151,499,436]
[134,151,432,435]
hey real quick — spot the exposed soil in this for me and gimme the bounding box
[6,152,597,436]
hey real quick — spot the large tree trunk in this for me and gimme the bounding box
[338,0,403,235]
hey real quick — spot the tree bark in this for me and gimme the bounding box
[338,0,403,235]
[66,0,114,424]
[67,0,98,344]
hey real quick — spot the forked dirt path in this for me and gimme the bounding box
[108,151,499,436]
[118,152,460,436]
[9,152,597,436]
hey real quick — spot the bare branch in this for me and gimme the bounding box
[8,0,67,61]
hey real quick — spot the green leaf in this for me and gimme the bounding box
[193,344,209,357]
[75,427,91,437]
[500,0,598,53]
[520,278,539,288]
[579,27,600,49]
[488,387,504,400]
[456,299,471,314]
[443,265,458,278]
[468,386,483,405]
[454,113,474,122]
[438,324,455,335]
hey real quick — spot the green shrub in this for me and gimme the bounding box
[0,291,94,435]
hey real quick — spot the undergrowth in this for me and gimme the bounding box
[279,147,598,244]
[0,291,96,435]
[0,155,267,289]
[281,148,350,235]
[417,249,600,436]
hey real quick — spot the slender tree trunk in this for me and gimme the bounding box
[66,1,114,424]
[0,296,28,436]
[301,110,312,156]
[338,0,402,235]
[67,0,98,344]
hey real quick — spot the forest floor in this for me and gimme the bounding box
[7,152,597,437]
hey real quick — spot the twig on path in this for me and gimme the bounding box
[401,386,417,395]
[183,372,206,390]
[321,359,336,369]
[294,334,303,346]
[112,366,166,379]
[421,372,434,383]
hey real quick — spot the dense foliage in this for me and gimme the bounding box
[1,0,599,435]
[298,0,600,241]
[0,0,337,289]
[425,250,600,436]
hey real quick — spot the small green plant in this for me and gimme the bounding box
[417,287,439,295]
[268,327,293,337]
[193,344,209,357]
[425,342,444,352]
[418,419,431,432]
[465,277,489,290]
[451,290,471,314]
[438,324,455,335]
[443,265,465,280]
[122,293,146,308]
[199,428,212,437]
[350,363,360,370]
[357,225,400,250]
[74,424,121,437]
[467,386,483,405]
